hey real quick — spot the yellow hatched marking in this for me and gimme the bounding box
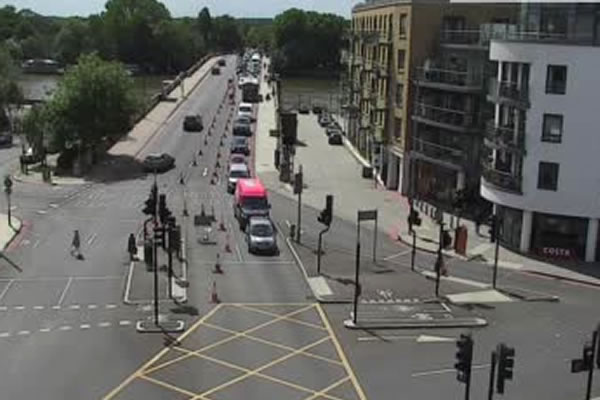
[201,321,341,366]
[102,304,223,400]
[138,374,200,398]
[303,376,351,400]
[316,304,368,400]
[232,303,328,331]
[144,303,317,375]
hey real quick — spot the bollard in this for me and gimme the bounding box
[213,253,223,274]
[210,281,220,303]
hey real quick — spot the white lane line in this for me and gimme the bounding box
[87,233,97,246]
[39,328,51,333]
[87,304,98,310]
[119,320,132,326]
[80,324,91,330]
[33,239,40,248]
[34,306,45,310]
[0,279,14,302]
[0,332,10,338]
[98,322,112,328]
[0,306,7,311]
[13,306,25,311]
[105,304,117,310]
[56,277,73,307]
[382,249,412,261]
[17,330,30,336]
[69,304,81,310]
[412,364,490,377]
[59,326,72,331]
[36,210,48,215]
[49,203,59,208]
[52,306,61,310]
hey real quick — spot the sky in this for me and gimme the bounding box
[0,0,359,18]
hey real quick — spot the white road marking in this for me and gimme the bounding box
[9,205,16,211]
[56,277,73,306]
[36,210,47,215]
[446,290,514,304]
[412,364,490,377]
[0,332,10,338]
[98,322,112,328]
[119,320,132,326]
[13,306,25,311]
[420,270,490,289]
[69,304,81,310]
[21,239,30,246]
[105,304,117,310]
[59,326,72,331]
[39,328,51,333]
[80,324,91,330]
[17,330,30,336]
[33,306,45,310]
[52,306,61,310]
[0,306,6,311]
[308,277,333,297]
[33,239,40,248]
[49,203,59,208]
[0,279,14,302]
[358,335,456,343]
[470,243,492,256]
[382,250,412,261]
[87,233,97,246]
[87,304,98,309]
[202,168,208,177]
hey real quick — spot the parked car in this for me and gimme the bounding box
[298,104,310,114]
[0,133,13,147]
[228,163,251,193]
[325,126,342,137]
[229,154,247,165]
[233,120,252,137]
[237,102,254,121]
[218,58,226,66]
[328,133,343,146]
[211,67,220,75]
[246,216,278,255]
[230,136,250,156]
[183,114,203,132]
[312,105,325,115]
[318,113,332,127]
[142,153,175,173]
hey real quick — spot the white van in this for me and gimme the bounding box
[237,102,254,121]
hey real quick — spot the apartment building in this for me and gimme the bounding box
[346,0,516,195]
[482,3,600,262]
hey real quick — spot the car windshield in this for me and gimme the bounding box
[251,223,273,237]
[239,106,252,113]
[242,196,268,210]
[230,170,249,178]
[233,138,247,145]
[231,156,245,163]
[236,116,251,124]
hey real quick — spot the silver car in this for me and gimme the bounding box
[228,163,250,193]
[246,217,278,255]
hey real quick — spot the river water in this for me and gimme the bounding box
[280,77,342,114]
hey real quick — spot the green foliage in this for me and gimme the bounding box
[0,45,23,131]
[53,19,93,64]
[272,9,348,75]
[45,53,137,151]
[21,104,49,154]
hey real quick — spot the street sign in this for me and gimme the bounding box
[358,209,377,221]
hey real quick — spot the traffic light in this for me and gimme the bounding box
[408,209,422,227]
[293,171,303,195]
[496,343,515,394]
[455,334,473,384]
[317,195,334,226]
[154,226,166,250]
[142,185,158,215]
[489,214,497,243]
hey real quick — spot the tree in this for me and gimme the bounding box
[212,15,243,52]
[196,7,212,46]
[53,19,92,65]
[0,45,23,133]
[46,53,137,156]
[21,104,50,156]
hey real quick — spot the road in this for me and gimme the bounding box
[0,56,365,400]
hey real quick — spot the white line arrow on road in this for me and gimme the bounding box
[358,334,455,343]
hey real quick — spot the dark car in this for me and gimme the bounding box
[318,113,332,127]
[230,137,250,156]
[211,67,220,75]
[325,126,342,137]
[328,133,343,146]
[0,133,13,147]
[233,121,252,137]
[298,104,310,114]
[312,105,325,115]
[218,58,226,66]
[142,153,175,173]
[183,114,203,132]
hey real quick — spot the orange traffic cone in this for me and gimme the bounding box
[217,152,221,159]
[210,177,215,185]
[210,281,220,303]
[213,253,223,274]
[215,160,221,169]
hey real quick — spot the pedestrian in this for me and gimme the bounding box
[71,229,81,259]
[127,233,137,261]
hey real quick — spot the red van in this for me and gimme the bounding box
[234,178,270,230]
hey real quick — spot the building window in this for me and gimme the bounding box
[546,65,567,94]
[399,14,407,38]
[537,162,559,191]
[397,50,405,72]
[394,117,402,139]
[396,83,404,107]
[542,113,563,143]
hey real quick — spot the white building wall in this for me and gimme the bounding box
[482,41,600,219]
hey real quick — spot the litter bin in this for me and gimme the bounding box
[454,226,468,256]
[362,166,373,179]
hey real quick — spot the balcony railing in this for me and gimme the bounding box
[482,163,522,193]
[412,137,465,166]
[414,67,483,90]
[413,103,476,130]
[484,120,525,151]
[488,79,529,107]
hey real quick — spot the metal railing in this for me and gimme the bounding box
[414,67,482,88]
[488,79,529,105]
[412,137,465,166]
[482,163,522,193]
[484,120,525,150]
[414,103,476,129]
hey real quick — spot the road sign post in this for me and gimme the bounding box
[4,175,12,228]
[353,210,378,325]
[487,350,497,400]
[294,165,303,243]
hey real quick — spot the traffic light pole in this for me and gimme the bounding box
[167,225,174,300]
[295,165,303,244]
[153,228,159,325]
[492,214,500,289]
[317,225,330,275]
[435,222,443,297]
[586,328,598,400]
[353,220,361,325]
[411,230,416,272]
[488,350,497,400]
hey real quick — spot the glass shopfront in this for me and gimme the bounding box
[497,205,522,250]
[531,212,588,260]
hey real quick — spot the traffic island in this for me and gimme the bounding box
[136,316,186,333]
